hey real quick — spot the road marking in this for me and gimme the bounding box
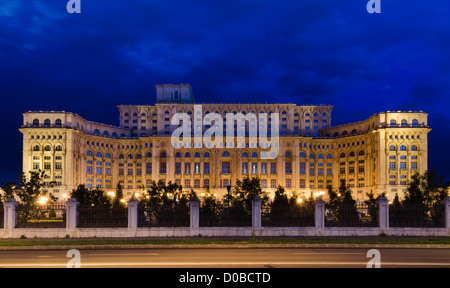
[1,261,450,268]
[293,252,364,255]
[87,253,159,256]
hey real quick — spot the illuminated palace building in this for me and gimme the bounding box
[21,84,430,202]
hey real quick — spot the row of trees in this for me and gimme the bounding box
[2,169,449,226]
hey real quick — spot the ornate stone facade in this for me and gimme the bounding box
[20,84,430,202]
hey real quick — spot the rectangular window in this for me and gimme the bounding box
[128,169,133,176]
[359,166,365,173]
[389,162,396,170]
[146,163,152,174]
[261,179,267,188]
[261,163,267,174]
[309,168,314,176]
[96,167,102,174]
[175,163,181,174]
[270,163,276,174]
[400,162,406,170]
[184,179,190,189]
[194,179,200,189]
[222,162,230,174]
[86,166,92,174]
[242,162,248,174]
[299,163,305,174]
[160,162,166,174]
[55,162,62,170]
[194,163,200,174]
[185,163,191,174]
[411,162,417,169]
[119,168,124,176]
[203,179,210,188]
[285,162,291,174]
[271,179,276,188]
[327,168,332,175]
[299,179,306,188]
[204,163,210,174]
[318,168,323,175]
[136,169,142,176]
[286,179,291,188]
[252,162,257,174]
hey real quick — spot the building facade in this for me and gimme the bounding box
[20,84,431,202]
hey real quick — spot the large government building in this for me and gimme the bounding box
[20,84,430,202]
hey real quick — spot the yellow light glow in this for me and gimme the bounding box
[297,198,303,203]
[37,196,48,205]
[107,191,115,198]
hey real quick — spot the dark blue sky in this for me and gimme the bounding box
[0,0,449,183]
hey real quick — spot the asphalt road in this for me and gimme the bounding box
[0,248,449,268]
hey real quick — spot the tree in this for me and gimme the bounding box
[404,170,449,206]
[70,184,110,207]
[112,183,125,208]
[0,181,17,201]
[231,177,268,213]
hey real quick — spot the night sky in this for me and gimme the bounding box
[0,0,449,183]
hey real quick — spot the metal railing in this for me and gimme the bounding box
[261,204,314,227]
[138,204,190,227]
[389,204,444,228]
[325,203,378,227]
[16,203,66,228]
[77,205,128,228]
[199,203,252,227]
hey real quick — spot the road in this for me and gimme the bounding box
[0,248,449,268]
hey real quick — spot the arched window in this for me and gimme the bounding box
[146,152,152,158]
[137,154,142,159]
[119,154,124,159]
[194,152,200,158]
[128,154,133,159]
[94,129,100,135]
[44,119,51,127]
[400,145,406,151]
[103,131,109,136]
[309,153,315,159]
[285,152,291,158]
[33,119,40,126]
[334,132,339,137]
[33,145,40,151]
[342,131,348,136]
[390,119,397,126]
[55,119,62,127]
[299,152,305,158]
[412,119,418,126]
[340,152,346,158]
[351,129,357,135]
[96,152,102,157]
[411,145,418,151]
[222,151,230,157]
[133,113,138,117]
[160,152,167,158]
[112,132,118,137]
[55,145,63,151]
[317,153,323,159]
[401,119,407,126]
[185,152,191,158]
[327,153,332,159]
[175,152,181,158]
[124,113,129,117]
[242,152,248,158]
[204,152,210,158]
[389,145,396,151]
[359,150,365,156]
[349,151,355,157]
[252,152,258,158]
[87,150,93,156]
[105,153,111,158]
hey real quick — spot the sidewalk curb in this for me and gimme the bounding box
[1,243,450,250]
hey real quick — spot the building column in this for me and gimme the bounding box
[315,198,325,236]
[190,196,200,235]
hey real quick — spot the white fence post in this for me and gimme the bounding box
[128,197,140,229]
[315,198,325,236]
[252,196,261,238]
[3,198,18,230]
[190,196,200,236]
[442,196,450,234]
[66,198,80,230]
[377,196,389,235]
